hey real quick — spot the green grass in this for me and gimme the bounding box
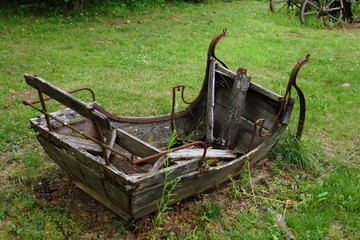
[0,0,359,239]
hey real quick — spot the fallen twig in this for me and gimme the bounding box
[267,207,295,240]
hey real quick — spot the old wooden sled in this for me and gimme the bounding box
[24,30,309,220]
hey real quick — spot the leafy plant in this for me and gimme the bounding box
[152,131,181,229]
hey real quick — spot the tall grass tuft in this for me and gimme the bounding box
[270,131,321,173]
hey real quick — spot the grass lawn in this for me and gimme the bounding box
[0,0,359,239]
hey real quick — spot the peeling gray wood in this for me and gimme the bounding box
[267,207,295,240]
[213,78,281,130]
[110,155,148,174]
[148,156,167,172]
[55,134,103,152]
[221,69,251,149]
[105,129,117,159]
[206,60,216,144]
[214,65,283,100]
[115,128,161,164]
[168,149,236,160]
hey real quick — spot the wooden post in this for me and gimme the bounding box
[206,59,216,144]
[221,68,251,149]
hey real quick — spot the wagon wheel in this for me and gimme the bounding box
[300,0,345,24]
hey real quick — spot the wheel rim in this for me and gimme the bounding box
[300,0,344,24]
[319,0,344,24]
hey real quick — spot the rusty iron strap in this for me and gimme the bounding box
[131,141,207,166]
[207,29,228,69]
[171,85,196,132]
[37,90,53,131]
[23,100,132,164]
[247,54,310,151]
[25,87,96,105]
[289,54,310,140]
[24,87,96,131]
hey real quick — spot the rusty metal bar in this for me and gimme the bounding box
[171,85,197,133]
[247,54,310,152]
[37,90,53,131]
[131,141,207,166]
[25,87,96,106]
[289,54,310,140]
[207,29,228,68]
[23,100,132,164]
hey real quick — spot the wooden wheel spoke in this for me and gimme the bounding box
[300,0,344,24]
[327,0,337,6]
[324,13,339,20]
[307,1,320,10]
[326,7,342,11]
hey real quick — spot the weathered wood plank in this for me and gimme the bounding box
[76,158,108,197]
[102,179,131,213]
[213,76,281,130]
[32,120,135,188]
[37,135,87,184]
[206,60,216,144]
[132,156,246,219]
[213,104,266,153]
[168,149,236,160]
[215,65,283,100]
[24,74,110,130]
[53,119,99,139]
[115,128,161,164]
[221,69,251,149]
[110,155,148,174]
[129,159,200,193]
[55,134,103,152]
[131,124,288,219]
[36,135,73,173]
[148,156,167,172]
[73,179,132,220]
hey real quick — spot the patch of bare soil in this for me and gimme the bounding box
[8,89,37,101]
[342,22,360,31]
[285,32,303,37]
[34,174,120,236]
